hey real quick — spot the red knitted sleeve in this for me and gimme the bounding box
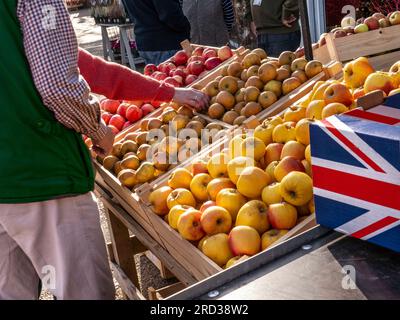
[78,48,175,102]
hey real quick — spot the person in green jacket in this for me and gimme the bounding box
[250,0,301,57]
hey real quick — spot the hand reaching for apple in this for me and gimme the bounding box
[172,88,210,112]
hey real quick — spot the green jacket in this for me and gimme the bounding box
[0,0,94,203]
[251,0,300,34]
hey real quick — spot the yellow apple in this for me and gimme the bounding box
[343,57,375,89]
[236,200,270,234]
[168,168,193,189]
[306,100,325,120]
[149,186,173,215]
[229,226,261,256]
[207,178,236,201]
[225,255,249,269]
[264,143,284,165]
[283,106,306,123]
[261,229,289,250]
[169,205,195,229]
[241,137,266,161]
[308,197,315,213]
[295,118,315,145]
[202,233,234,267]
[207,152,230,178]
[167,188,197,209]
[280,171,313,206]
[305,145,311,163]
[321,103,349,119]
[267,202,298,229]
[272,122,296,143]
[227,156,255,184]
[216,188,247,221]
[237,166,271,198]
[261,182,283,205]
[364,72,396,95]
[265,161,279,182]
[177,209,205,241]
[254,122,275,145]
[228,134,247,159]
[190,173,212,201]
[201,206,232,235]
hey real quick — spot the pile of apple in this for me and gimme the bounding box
[147,56,400,269]
[144,46,234,88]
[100,99,159,135]
[310,11,400,52]
[201,48,323,125]
[98,103,228,189]
[147,126,315,269]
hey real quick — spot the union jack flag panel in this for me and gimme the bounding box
[309,94,400,253]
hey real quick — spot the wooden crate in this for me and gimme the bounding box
[323,24,400,71]
[136,132,317,281]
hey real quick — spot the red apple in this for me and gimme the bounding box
[187,61,205,76]
[364,17,380,30]
[144,64,158,76]
[192,47,204,56]
[202,48,217,60]
[141,103,155,116]
[174,50,189,66]
[109,114,125,131]
[125,105,143,123]
[100,99,120,113]
[173,75,184,85]
[205,57,223,70]
[188,55,205,64]
[172,68,187,79]
[117,103,129,118]
[159,62,176,75]
[164,77,181,87]
[101,112,112,125]
[200,201,217,213]
[185,74,198,85]
[153,72,168,81]
[108,125,120,135]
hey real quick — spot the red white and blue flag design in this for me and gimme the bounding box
[310,96,400,252]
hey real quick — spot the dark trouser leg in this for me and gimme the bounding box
[257,31,302,58]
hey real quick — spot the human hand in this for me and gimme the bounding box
[282,14,297,28]
[172,87,209,112]
[92,126,115,157]
[250,21,257,36]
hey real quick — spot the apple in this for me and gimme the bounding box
[172,68,187,79]
[167,188,197,209]
[227,156,255,184]
[272,122,296,144]
[206,178,235,201]
[228,226,261,256]
[188,61,205,76]
[343,56,375,89]
[200,200,217,212]
[192,46,204,56]
[109,114,125,131]
[218,46,233,61]
[101,99,120,113]
[190,173,212,202]
[321,103,349,119]
[185,74,198,85]
[354,23,369,33]
[149,186,173,215]
[144,64,158,76]
[261,229,289,250]
[274,156,305,182]
[280,171,313,206]
[117,103,129,118]
[168,205,194,229]
[122,121,132,130]
[207,153,229,179]
[268,202,298,230]
[153,72,168,81]
[192,160,208,176]
[177,210,205,241]
[101,112,112,125]
[324,83,353,106]
[159,62,176,75]
[216,188,247,221]
[205,57,223,70]
[280,141,306,161]
[334,29,347,39]
[173,50,189,66]
[372,13,386,20]
[264,143,284,165]
[364,72,396,95]
[364,17,380,30]
[203,49,218,60]
[125,105,143,123]
[237,167,271,199]
[305,100,326,120]
[236,200,270,234]
[261,182,282,205]
[188,55,205,64]
[389,11,400,25]
[201,206,232,235]
[379,18,391,28]
[295,46,305,57]
[141,103,155,116]
[202,233,234,267]
[164,77,181,87]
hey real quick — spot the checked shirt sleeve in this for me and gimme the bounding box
[17,0,107,141]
